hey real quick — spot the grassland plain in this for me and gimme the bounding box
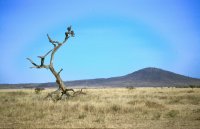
[0,87,200,129]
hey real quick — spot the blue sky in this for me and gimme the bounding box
[0,0,200,84]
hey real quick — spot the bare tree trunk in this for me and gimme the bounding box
[50,67,65,90]
[27,26,85,100]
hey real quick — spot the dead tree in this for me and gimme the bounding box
[27,26,85,100]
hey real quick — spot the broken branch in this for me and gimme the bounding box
[58,68,63,75]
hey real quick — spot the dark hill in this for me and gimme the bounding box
[118,67,200,86]
[64,67,200,87]
[0,67,200,88]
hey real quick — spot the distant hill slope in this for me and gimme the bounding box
[0,67,200,89]
[64,67,200,87]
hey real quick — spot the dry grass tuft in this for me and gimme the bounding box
[145,100,165,109]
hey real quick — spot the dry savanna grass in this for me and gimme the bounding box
[0,87,200,129]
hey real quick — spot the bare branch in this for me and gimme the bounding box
[50,45,61,65]
[73,89,86,96]
[26,58,39,67]
[30,65,49,69]
[43,49,53,57]
[27,58,49,69]
[66,88,75,92]
[37,49,52,66]
[58,68,63,75]
[37,49,52,59]
[47,34,60,47]
[29,65,49,69]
